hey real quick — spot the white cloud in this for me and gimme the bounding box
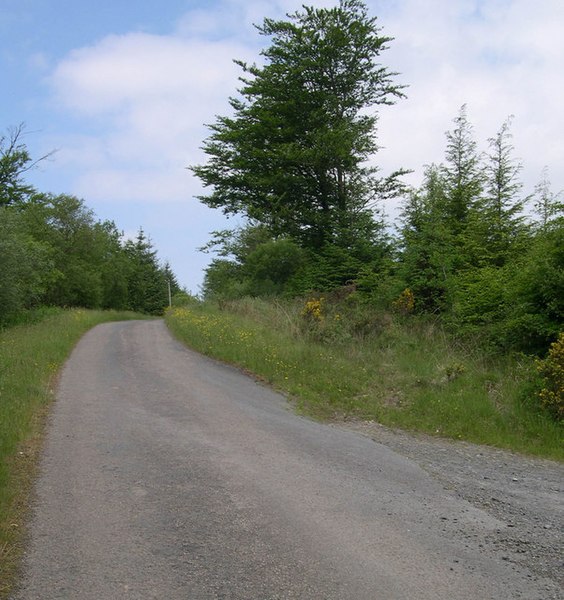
[47,29,257,204]
[71,167,189,204]
[51,33,244,115]
[374,0,564,212]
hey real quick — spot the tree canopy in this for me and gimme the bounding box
[192,0,406,252]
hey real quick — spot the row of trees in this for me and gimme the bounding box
[193,0,562,355]
[398,108,562,353]
[0,125,180,325]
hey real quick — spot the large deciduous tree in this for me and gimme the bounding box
[192,0,406,252]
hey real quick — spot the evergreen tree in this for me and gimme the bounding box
[501,224,564,353]
[398,164,452,311]
[124,229,168,314]
[162,261,182,305]
[534,167,564,231]
[478,117,528,265]
[442,105,482,237]
[98,221,131,311]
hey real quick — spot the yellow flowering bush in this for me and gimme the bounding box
[536,332,564,421]
[300,297,351,343]
[445,362,466,381]
[392,288,415,314]
[302,297,324,321]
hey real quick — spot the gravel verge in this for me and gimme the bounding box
[337,420,563,598]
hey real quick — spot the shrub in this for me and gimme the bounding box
[536,332,564,420]
[392,288,415,315]
[302,297,325,321]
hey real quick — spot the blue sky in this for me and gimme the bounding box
[2,0,563,293]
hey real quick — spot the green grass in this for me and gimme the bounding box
[165,298,563,461]
[0,308,144,599]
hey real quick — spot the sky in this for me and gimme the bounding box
[1,0,563,293]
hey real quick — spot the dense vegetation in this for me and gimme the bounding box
[193,1,562,420]
[197,105,562,356]
[0,125,181,326]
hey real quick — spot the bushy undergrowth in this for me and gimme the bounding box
[536,332,564,421]
[166,297,563,461]
[0,308,144,598]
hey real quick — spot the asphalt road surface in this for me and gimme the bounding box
[13,320,560,599]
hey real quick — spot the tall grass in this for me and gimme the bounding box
[0,308,143,598]
[166,298,562,461]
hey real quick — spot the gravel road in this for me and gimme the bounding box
[13,320,563,599]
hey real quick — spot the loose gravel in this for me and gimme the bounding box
[340,419,564,598]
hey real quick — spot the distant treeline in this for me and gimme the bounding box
[1,125,181,326]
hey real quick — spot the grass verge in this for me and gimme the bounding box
[0,308,144,599]
[165,298,562,462]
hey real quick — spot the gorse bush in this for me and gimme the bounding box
[297,292,395,345]
[302,297,325,321]
[536,332,564,421]
[392,288,415,315]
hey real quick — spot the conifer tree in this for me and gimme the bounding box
[478,117,528,265]
[442,105,482,236]
[534,167,564,231]
[399,165,452,311]
[124,229,168,314]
